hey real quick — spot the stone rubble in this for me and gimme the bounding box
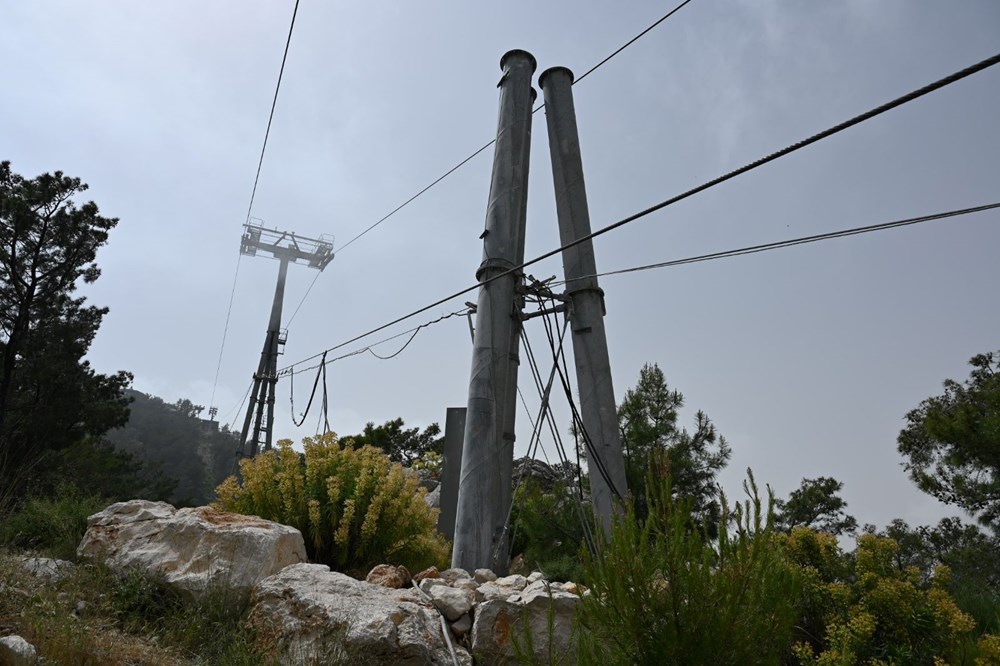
[17,557,75,583]
[248,563,472,665]
[263,563,584,665]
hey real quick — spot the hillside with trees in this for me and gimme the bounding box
[103,390,239,506]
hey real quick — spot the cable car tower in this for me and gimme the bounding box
[238,222,334,457]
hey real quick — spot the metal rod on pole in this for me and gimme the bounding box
[453,49,536,573]
[540,66,628,536]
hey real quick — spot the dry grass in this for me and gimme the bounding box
[0,549,270,665]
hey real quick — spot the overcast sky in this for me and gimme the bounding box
[2,0,998,532]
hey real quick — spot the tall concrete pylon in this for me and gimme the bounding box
[540,66,628,535]
[452,49,536,573]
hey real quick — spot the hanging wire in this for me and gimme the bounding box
[289,352,327,426]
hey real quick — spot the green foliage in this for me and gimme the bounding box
[215,433,450,573]
[617,362,731,535]
[0,160,131,494]
[344,417,442,467]
[880,517,1000,636]
[45,437,176,502]
[898,350,1000,529]
[0,483,106,560]
[784,528,983,664]
[411,449,443,478]
[776,476,858,536]
[575,462,800,665]
[511,476,589,584]
[105,389,238,505]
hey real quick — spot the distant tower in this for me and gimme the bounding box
[237,223,334,457]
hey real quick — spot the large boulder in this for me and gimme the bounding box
[248,563,471,665]
[471,584,580,665]
[77,500,306,602]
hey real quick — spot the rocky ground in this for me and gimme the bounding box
[0,500,584,665]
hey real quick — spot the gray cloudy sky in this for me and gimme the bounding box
[2,1,998,532]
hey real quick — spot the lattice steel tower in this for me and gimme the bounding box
[238,223,333,457]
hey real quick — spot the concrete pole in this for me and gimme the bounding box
[437,407,466,538]
[540,66,628,536]
[453,49,536,573]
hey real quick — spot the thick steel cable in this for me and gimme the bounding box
[277,53,1000,376]
[245,0,301,225]
[210,0,300,412]
[209,252,243,412]
[547,203,1000,285]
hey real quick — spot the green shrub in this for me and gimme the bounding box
[0,483,105,559]
[783,528,988,665]
[215,433,450,573]
[511,477,590,583]
[575,464,800,665]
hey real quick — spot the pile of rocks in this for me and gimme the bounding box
[72,500,584,665]
[247,562,582,664]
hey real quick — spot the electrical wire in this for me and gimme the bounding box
[538,294,623,501]
[331,0,696,256]
[278,307,472,376]
[277,53,1000,376]
[548,203,1000,286]
[289,353,326,426]
[282,2,697,334]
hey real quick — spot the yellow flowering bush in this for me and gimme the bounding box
[976,633,1000,665]
[215,433,449,573]
[785,530,980,665]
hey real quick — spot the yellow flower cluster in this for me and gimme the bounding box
[215,433,450,573]
[783,530,985,665]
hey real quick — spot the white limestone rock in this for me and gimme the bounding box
[494,574,527,590]
[0,635,37,666]
[419,577,450,594]
[424,484,441,509]
[77,500,306,602]
[471,586,581,665]
[427,584,472,621]
[248,563,471,665]
[474,568,498,583]
[439,567,471,583]
[19,557,74,583]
